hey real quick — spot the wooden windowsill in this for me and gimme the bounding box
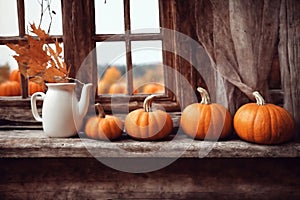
[0,129,299,158]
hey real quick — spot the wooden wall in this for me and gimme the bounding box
[1,158,299,199]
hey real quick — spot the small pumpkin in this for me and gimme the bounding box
[85,103,124,140]
[9,69,21,82]
[233,91,294,144]
[125,95,173,140]
[180,87,232,140]
[143,83,164,94]
[0,81,21,96]
[29,81,44,95]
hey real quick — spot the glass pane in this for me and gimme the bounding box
[24,0,63,35]
[0,45,21,96]
[96,42,127,94]
[0,0,19,36]
[130,0,160,33]
[95,0,124,34]
[131,41,164,94]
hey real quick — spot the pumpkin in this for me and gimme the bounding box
[102,66,122,84]
[97,80,110,94]
[233,91,295,144]
[109,82,126,94]
[0,81,21,96]
[143,83,164,94]
[29,81,44,95]
[180,87,232,140]
[85,103,124,140]
[9,69,21,82]
[125,95,173,140]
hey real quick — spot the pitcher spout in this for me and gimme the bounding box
[78,83,93,119]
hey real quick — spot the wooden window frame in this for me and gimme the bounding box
[62,0,180,113]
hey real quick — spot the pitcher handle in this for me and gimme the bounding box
[31,92,45,122]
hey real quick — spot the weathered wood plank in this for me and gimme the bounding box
[0,158,299,199]
[0,130,299,158]
[62,0,96,86]
[279,0,300,138]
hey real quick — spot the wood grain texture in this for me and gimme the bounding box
[279,0,300,138]
[62,0,96,87]
[0,130,299,158]
[0,158,299,199]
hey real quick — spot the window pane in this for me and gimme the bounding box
[96,42,127,94]
[95,0,124,34]
[0,45,21,96]
[0,0,19,36]
[24,0,63,35]
[130,0,160,33]
[0,45,18,71]
[131,41,164,94]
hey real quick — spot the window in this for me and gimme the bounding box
[92,0,179,112]
[96,0,164,96]
[0,0,63,98]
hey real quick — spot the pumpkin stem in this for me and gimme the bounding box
[143,95,156,112]
[253,91,266,105]
[95,103,105,118]
[197,87,211,104]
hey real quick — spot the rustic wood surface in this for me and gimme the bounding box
[279,0,300,137]
[0,158,299,199]
[0,130,299,158]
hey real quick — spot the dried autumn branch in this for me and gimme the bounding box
[6,23,69,85]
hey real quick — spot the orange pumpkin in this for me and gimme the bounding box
[125,95,173,140]
[102,66,122,84]
[180,87,232,140]
[97,80,110,94]
[0,81,21,96]
[233,91,295,144]
[9,69,21,82]
[85,103,124,140]
[109,83,126,94]
[28,81,44,95]
[143,83,164,94]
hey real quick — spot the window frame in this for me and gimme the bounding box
[93,0,179,111]
[62,0,180,113]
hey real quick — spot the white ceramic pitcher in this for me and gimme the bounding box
[31,83,93,137]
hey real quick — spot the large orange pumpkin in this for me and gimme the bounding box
[125,95,173,140]
[29,81,44,95]
[233,91,295,144]
[180,87,232,140]
[0,81,21,96]
[85,103,124,140]
[9,69,21,82]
